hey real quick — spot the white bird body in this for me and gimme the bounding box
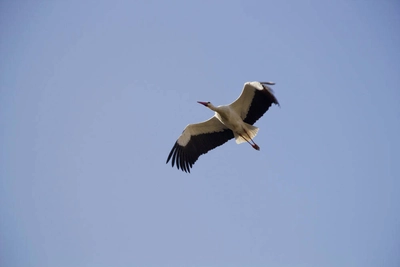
[167,81,279,173]
[212,104,259,144]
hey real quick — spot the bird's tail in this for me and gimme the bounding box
[234,124,259,144]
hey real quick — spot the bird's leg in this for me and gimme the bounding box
[251,142,260,150]
[244,130,260,151]
[239,133,260,151]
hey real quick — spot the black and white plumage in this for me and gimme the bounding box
[166,81,279,173]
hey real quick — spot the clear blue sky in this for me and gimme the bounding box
[1,1,399,266]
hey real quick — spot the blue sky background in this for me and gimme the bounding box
[1,1,399,266]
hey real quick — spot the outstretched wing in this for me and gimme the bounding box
[166,116,234,173]
[230,81,279,125]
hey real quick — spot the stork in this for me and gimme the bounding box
[166,81,279,173]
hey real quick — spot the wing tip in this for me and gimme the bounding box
[166,141,193,173]
[260,82,280,106]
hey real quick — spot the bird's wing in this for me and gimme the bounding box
[166,116,234,173]
[229,81,279,125]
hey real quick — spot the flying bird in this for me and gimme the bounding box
[166,81,279,173]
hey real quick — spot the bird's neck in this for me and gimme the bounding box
[207,104,219,112]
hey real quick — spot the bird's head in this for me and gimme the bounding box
[197,101,211,107]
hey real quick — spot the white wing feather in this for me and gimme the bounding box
[177,116,227,146]
[229,82,261,119]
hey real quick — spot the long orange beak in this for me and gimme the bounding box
[197,101,208,106]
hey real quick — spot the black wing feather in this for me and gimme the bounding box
[244,85,279,125]
[166,129,234,173]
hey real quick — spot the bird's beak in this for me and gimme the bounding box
[197,101,208,106]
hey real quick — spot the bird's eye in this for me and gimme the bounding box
[207,102,210,104]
